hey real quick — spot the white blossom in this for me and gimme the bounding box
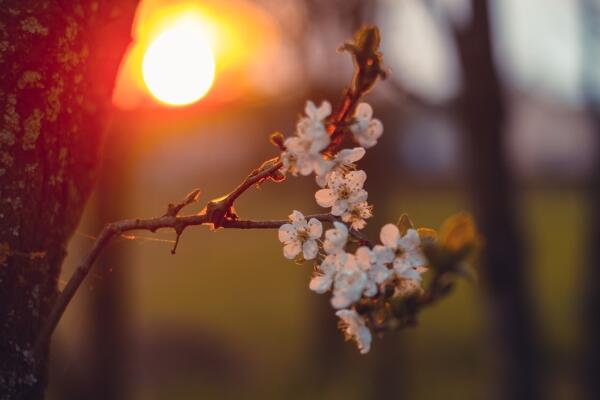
[323,221,349,255]
[281,134,330,176]
[336,309,372,354]
[331,253,368,309]
[298,100,331,138]
[315,170,368,216]
[280,100,332,176]
[341,200,372,230]
[278,210,323,260]
[309,254,339,294]
[355,246,391,297]
[350,103,383,148]
[316,147,366,188]
[379,224,427,281]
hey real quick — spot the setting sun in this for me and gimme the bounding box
[142,20,215,106]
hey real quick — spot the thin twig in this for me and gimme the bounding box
[33,207,338,359]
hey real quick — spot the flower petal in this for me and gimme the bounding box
[305,100,317,118]
[309,274,333,293]
[315,189,336,208]
[399,228,421,250]
[303,240,319,260]
[331,293,352,309]
[355,246,372,270]
[315,173,329,188]
[316,100,332,120]
[331,200,348,216]
[338,147,366,164]
[289,210,305,224]
[380,224,400,248]
[307,218,323,239]
[336,309,372,354]
[355,102,373,119]
[348,189,368,204]
[368,118,383,139]
[283,241,301,260]
[346,170,367,188]
[363,280,378,297]
[373,244,394,264]
[314,158,334,177]
[278,223,296,243]
[309,132,330,153]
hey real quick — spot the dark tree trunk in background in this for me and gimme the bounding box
[454,1,540,399]
[0,1,137,398]
[579,1,600,399]
[86,128,135,400]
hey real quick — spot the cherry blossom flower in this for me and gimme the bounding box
[278,210,323,260]
[323,221,349,254]
[298,100,332,138]
[350,103,383,148]
[309,254,339,294]
[355,246,391,297]
[280,100,333,176]
[341,201,372,230]
[316,147,366,188]
[331,252,368,309]
[379,224,427,281]
[281,133,330,176]
[336,309,372,354]
[315,170,368,216]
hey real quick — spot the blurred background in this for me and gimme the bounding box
[46,0,600,399]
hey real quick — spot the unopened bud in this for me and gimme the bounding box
[270,131,286,151]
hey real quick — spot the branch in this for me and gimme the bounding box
[35,25,388,361]
[32,175,348,360]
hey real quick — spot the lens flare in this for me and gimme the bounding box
[142,21,215,106]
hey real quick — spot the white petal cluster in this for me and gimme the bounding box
[336,309,372,354]
[281,101,332,176]
[350,103,383,148]
[380,224,428,281]
[276,99,429,354]
[315,170,372,230]
[278,210,323,260]
[279,100,382,232]
[304,222,428,354]
[315,147,366,188]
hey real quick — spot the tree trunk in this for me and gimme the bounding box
[579,1,600,398]
[454,1,540,399]
[0,1,137,398]
[85,125,135,400]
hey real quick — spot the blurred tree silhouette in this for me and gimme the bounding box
[452,1,541,399]
[580,1,600,399]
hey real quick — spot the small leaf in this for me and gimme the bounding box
[417,228,437,243]
[269,131,286,151]
[440,212,478,253]
[396,214,414,236]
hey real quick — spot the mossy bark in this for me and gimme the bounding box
[0,1,137,398]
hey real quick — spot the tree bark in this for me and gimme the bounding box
[0,1,137,398]
[454,1,540,399]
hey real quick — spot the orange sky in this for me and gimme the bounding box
[112,0,283,110]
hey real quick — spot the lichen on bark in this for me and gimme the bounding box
[0,1,138,398]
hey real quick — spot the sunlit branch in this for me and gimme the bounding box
[32,162,362,360]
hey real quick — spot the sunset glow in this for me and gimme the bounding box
[142,21,215,106]
[112,0,282,109]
